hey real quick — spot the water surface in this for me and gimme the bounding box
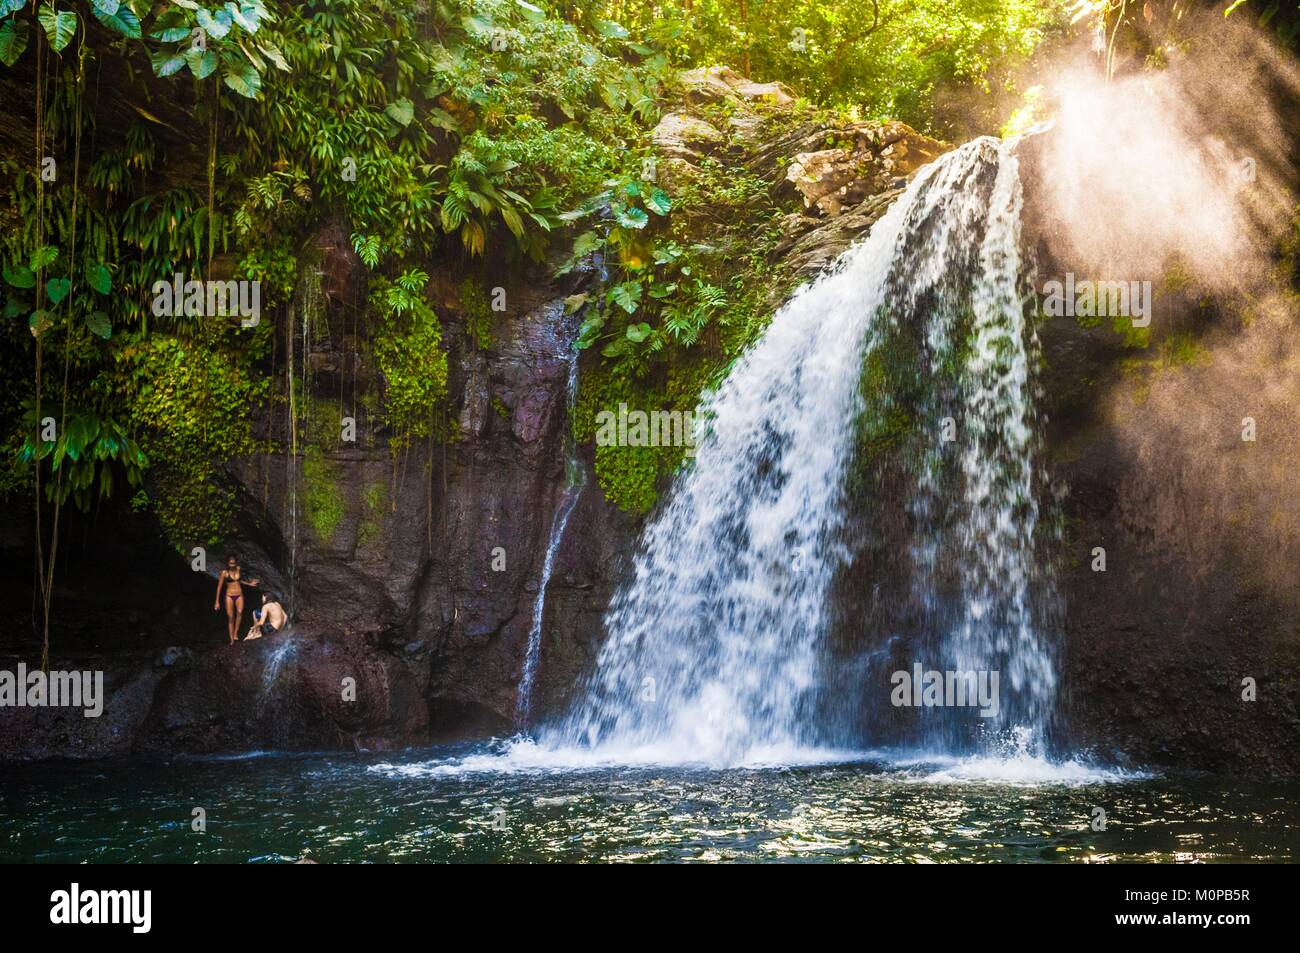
[3,741,1294,863]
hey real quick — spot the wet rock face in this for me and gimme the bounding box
[230,279,636,742]
[1015,127,1300,775]
[0,256,634,759]
[0,635,429,760]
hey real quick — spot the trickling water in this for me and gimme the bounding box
[285,270,325,616]
[259,638,297,699]
[252,637,298,726]
[286,296,298,613]
[514,329,587,727]
[543,137,1058,766]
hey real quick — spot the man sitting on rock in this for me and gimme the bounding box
[245,593,287,641]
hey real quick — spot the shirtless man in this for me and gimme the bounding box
[245,593,287,641]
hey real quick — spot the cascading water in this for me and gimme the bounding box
[514,327,587,727]
[903,140,1058,753]
[539,136,1060,767]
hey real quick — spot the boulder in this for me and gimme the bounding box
[786,122,947,216]
[678,66,795,107]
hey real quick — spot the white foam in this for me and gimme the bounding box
[367,736,873,777]
[892,752,1148,786]
[367,737,1146,786]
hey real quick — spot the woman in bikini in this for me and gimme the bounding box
[213,555,260,645]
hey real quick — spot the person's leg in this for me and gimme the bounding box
[225,594,242,644]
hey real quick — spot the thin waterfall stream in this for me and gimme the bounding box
[514,322,587,727]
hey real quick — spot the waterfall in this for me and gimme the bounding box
[514,331,587,727]
[542,136,1059,767]
[904,140,1058,753]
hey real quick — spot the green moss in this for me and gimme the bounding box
[847,317,924,494]
[356,479,387,547]
[117,332,267,546]
[304,396,345,450]
[574,362,692,515]
[1160,259,1194,294]
[370,277,449,449]
[459,277,494,351]
[593,443,663,516]
[302,447,345,543]
[1158,332,1211,369]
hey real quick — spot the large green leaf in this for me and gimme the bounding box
[575,311,605,350]
[29,245,58,270]
[196,7,232,39]
[3,264,35,289]
[150,48,186,77]
[91,0,119,16]
[572,230,603,257]
[600,337,630,358]
[615,205,649,229]
[595,19,629,39]
[498,203,525,239]
[91,1,140,38]
[184,47,218,79]
[384,97,414,127]
[645,188,672,216]
[0,0,28,17]
[461,14,493,40]
[625,322,653,343]
[38,4,78,53]
[46,277,71,304]
[0,15,29,66]
[85,261,111,294]
[514,0,545,20]
[221,59,261,97]
[426,106,458,132]
[608,281,642,314]
[148,8,190,42]
[86,310,112,340]
[225,1,260,33]
[257,41,289,71]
